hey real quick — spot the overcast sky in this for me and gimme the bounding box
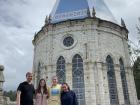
[0,0,139,91]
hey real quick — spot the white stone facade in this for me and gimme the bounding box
[32,18,138,105]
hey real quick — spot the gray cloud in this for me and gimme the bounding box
[0,0,55,91]
[104,0,140,43]
[0,0,29,28]
[0,0,139,90]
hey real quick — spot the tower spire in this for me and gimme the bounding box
[121,18,126,28]
[45,15,49,24]
[87,7,91,17]
[92,7,96,17]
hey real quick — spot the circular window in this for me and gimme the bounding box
[63,36,74,47]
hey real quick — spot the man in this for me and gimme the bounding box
[16,72,35,105]
[48,76,61,105]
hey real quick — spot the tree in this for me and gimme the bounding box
[129,18,140,100]
[128,17,140,64]
[133,57,140,99]
[132,18,140,100]
[3,90,16,101]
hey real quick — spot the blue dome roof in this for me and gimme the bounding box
[50,0,117,23]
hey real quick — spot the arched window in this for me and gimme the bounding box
[106,55,119,105]
[72,54,85,105]
[119,58,130,105]
[56,56,66,84]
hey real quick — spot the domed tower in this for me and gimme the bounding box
[32,0,138,105]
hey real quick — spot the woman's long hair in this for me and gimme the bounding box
[36,79,48,95]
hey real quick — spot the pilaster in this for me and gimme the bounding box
[46,65,54,85]
[94,62,106,105]
[114,65,125,105]
[102,63,110,105]
[66,63,72,89]
[84,61,97,105]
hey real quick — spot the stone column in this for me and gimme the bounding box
[40,65,47,79]
[52,64,57,77]
[46,64,54,86]
[93,62,101,105]
[84,61,97,105]
[114,65,125,105]
[66,63,72,89]
[94,62,106,105]
[0,65,5,105]
[45,65,49,86]
[33,72,38,88]
[102,63,110,105]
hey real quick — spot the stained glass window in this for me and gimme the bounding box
[106,55,119,105]
[72,54,85,105]
[119,58,130,105]
[63,36,74,47]
[56,56,66,84]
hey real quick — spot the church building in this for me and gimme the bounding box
[32,0,138,105]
